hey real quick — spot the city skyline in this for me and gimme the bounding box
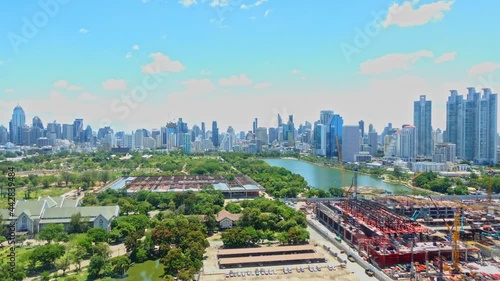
[1,1,500,132]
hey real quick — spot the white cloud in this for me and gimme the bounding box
[79,28,89,34]
[141,53,185,74]
[219,74,252,86]
[468,62,500,76]
[179,0,196,7]
[132,45,140,51]
[67,85,83,91]
[78,92,99,101]
[102,79,127,91]
[53,80,69,88]
[291,69,301,75]
[254,82,272,89]
[201,70,212,76]
[125,52,133,59]
[264,9,271,17]
[435,52,456,64]
[210,0,229,7]
[142,0,150,3]
[360,50,434,74]
[0,61,4,65]
[181,79,216,94]
[241,0,268,9]
[4,89,15,93]
[383,0,454,28]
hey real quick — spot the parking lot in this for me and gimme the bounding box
[200,233,361,281]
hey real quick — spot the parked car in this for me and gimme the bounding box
[365,268,375,277]
[347,255,356,262]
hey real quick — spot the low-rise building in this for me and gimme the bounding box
[0,196,119,237]
[216,210,241,229]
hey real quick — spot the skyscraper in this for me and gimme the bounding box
[277,114,283,127]
[400,125,417,161]
[201,122,206,140]
[212,121,219,148]
[341,125,361,163]
[368,130,378,156]
[328,114,343,158]
[446,88,498,164]
[253,118,258,134]
[32,116,44,129]
[358,120,365,138]
[413,95,432,157]
[9,105,26,145]
[73,118,84,142]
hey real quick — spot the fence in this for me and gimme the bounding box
[307,218,393,281]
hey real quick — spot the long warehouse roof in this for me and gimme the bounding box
[219,253,325,265]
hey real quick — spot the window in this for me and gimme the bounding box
[99,219,104,228]
[21,216,27,230]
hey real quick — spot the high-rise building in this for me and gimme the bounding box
[400,125,417,161]
[47,122,62,140]
[432,143,456,163]
[9,105,26,145]
[201,122,206,140]
[253,118,258,134]
[255,127,268,144]
[277,114,283,127]
[183,134,191,153]
[368,130,378,156]
[359,120,365,138]
[414,95,432,157]
[212,121,219,148]
[62,124,74,141]
[446,88,498,164]
[32,116,44,130]
[341,125,361,163]
[432,128,443,145]
[73,118,84,142]
[313,123,326,156]
[268,128,278,143]
[0,125,8,145]
[328,114,343,158]
[134,129,144,149]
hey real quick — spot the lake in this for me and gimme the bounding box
[263,158,409,193]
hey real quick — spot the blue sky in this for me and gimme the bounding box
[1,0,500,133]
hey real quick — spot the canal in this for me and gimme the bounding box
[263,158,409,193]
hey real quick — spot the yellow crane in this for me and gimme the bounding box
[451,207,463,274]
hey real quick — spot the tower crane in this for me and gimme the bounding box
[336,136,349,222]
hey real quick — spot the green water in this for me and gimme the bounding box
[111,259,164,281]
[263,158,409,193]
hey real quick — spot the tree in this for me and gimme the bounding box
[161,248,191,277]
[328,187,344,197]
[55,255,71,276]
[109,256,131,277]
[68,245,86,271]
[100,170,110,185]
[221,228,249,248]
[38,224,64,243]
[29,244,65,268]
[392,166,403,179]
[87,227,108,243]
[88,254,106,279]
[225,203,242,214]
[68,212,89,234]
[61,171,72,186]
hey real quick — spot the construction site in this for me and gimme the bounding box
[308,137,500,281]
